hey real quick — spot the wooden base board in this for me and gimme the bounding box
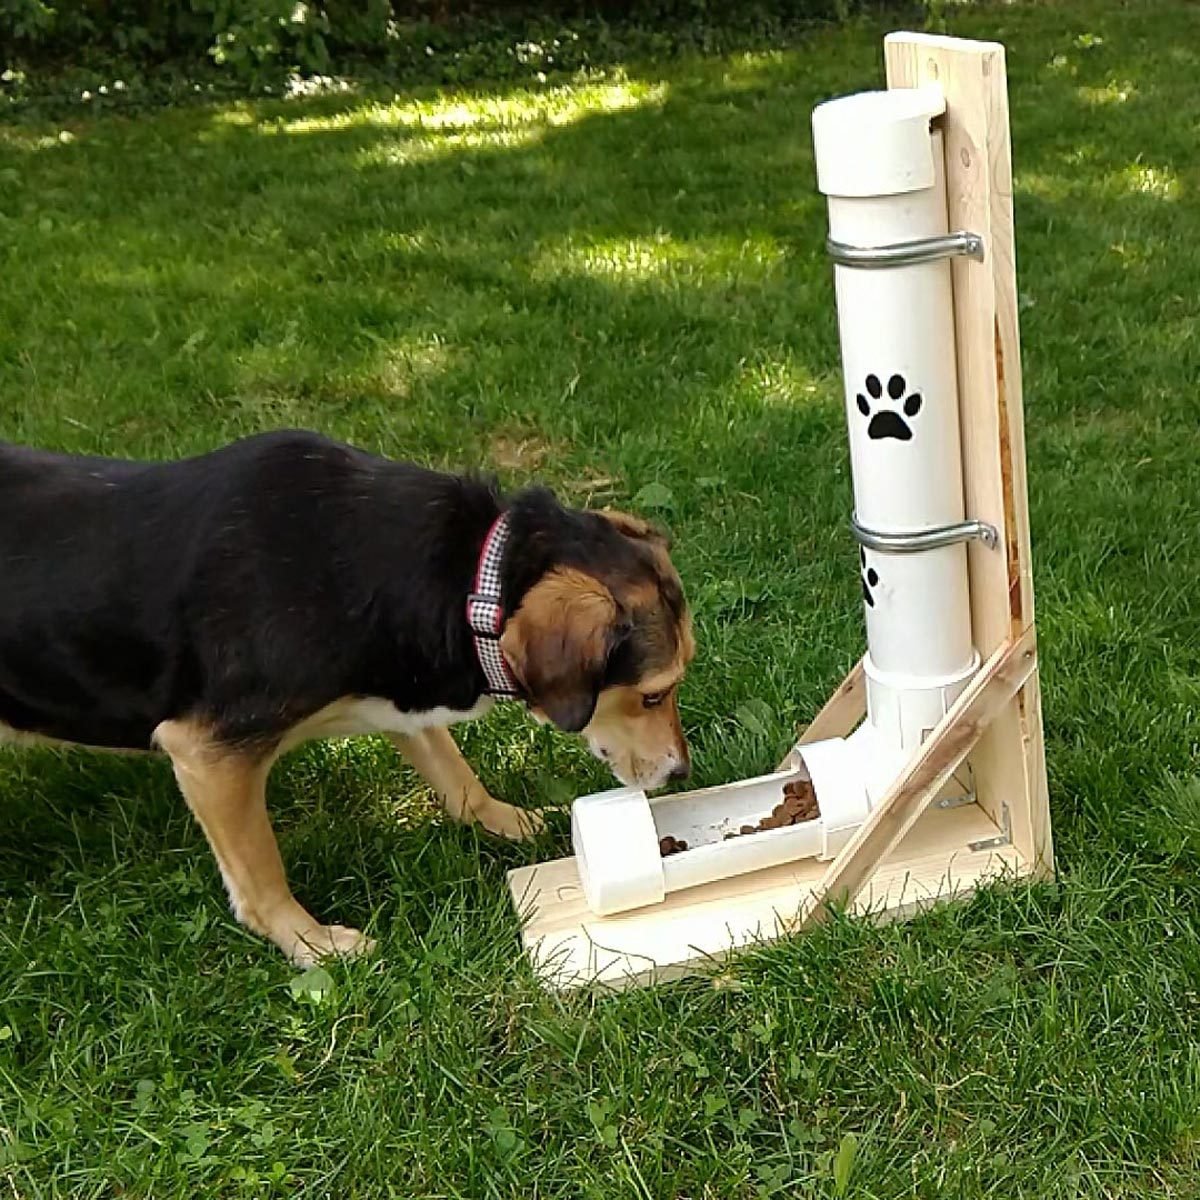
[507,802,1026,991]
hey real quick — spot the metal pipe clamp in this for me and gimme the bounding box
[827,231,985,269]
[851,513,999,553]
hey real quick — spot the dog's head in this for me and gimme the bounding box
[499,508,693,791]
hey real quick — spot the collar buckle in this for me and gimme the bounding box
[466,592,504,640]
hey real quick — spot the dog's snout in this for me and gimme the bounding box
[668,761,691,783]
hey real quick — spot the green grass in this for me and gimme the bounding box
[3,1,1200,1194]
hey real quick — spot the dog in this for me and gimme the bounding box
[0,430,693,964]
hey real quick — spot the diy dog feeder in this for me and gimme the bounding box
[508,32,1054,990]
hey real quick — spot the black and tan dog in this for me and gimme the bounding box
[0,431,693,963]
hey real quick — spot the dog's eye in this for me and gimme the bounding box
[642,690,668,709]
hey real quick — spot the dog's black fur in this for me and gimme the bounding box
[0,429,681,752]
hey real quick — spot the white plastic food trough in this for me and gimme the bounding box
[571,85,985,917]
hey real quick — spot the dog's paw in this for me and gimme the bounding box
[288,923,376,967]
[476,799,545,841]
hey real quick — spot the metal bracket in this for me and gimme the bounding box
[827,230,985,269]
[851,513,999,554]
[934,794,977,811]
[968,833,1010,852]
[968,790,1012,853]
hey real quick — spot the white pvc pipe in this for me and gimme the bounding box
[572,772,867,917]
[568,85,982,918]
[813,87,978,755]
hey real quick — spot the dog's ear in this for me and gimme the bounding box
[600,509,672,549]
[500,568,631,732]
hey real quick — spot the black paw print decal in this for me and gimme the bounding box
[856,373,923,441]
[860,547,879,608]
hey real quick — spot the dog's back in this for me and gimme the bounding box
[0,442,191,746]
[0,433,354,749]
[0,431,504,750]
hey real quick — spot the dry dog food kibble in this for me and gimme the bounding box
[662,779,820,855]
[737,779,820,837]
[779,778,820,823]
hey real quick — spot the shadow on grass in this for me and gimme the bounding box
[1,47,862,457]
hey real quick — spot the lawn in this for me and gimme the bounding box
[2,0,1200,1194]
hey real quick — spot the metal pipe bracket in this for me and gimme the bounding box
[851,513,999,553]
[827,230,985,269]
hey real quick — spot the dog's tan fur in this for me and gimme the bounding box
[501,519,693,787]
[582,617,694,787]
[152,708,542,966]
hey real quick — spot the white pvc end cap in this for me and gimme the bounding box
[571,786,665,916]
[812,86,946,198]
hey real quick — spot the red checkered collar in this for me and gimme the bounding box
[466,512,521,697]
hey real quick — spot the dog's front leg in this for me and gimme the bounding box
[155,719,375,965]
[387,726,543,840]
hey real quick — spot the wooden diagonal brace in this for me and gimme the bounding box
[795,624,1038,930]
